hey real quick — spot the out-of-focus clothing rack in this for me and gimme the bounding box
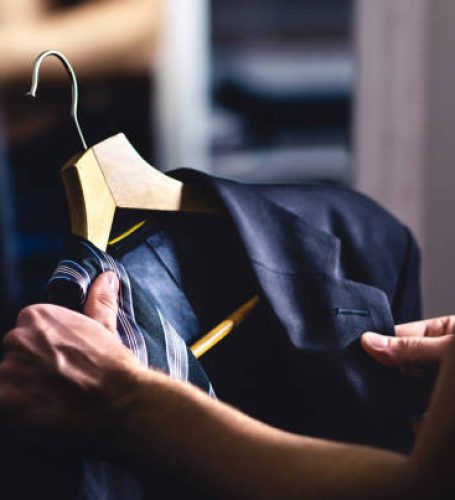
[154,0,354,184]
[211,0,354,184]
[0,110,19,330]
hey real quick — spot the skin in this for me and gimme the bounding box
[0,0,162,146]
[1,3,453,495]
[0,272,453,498]
[0,0,161,82]
[362,317,455,367]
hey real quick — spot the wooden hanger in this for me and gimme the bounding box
[61,133,222,250]
[28,50,259,357]
[28,50,221,251]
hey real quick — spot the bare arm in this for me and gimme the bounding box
[1,273,454,498]
[117,368,411,499]
[112,324,455,498]
[0,0,50,24]
[0,0,161,82]
[364,317,455,497]
[408,339,455,497]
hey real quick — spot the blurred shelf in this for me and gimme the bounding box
[212,145,351,184]
[212,0,353,42]
[213,45,354,95]
[209,0,354,184]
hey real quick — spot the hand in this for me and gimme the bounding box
[0,272,143,453]
[361,316,455,367]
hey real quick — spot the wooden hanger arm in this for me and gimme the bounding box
[92,134,222,213]
[61,133,223,250]
[61,149,115,250]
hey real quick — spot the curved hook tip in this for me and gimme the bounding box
[25,50,88,150]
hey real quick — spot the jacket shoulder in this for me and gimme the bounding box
[251,183,421,321]
[251,183,404,237]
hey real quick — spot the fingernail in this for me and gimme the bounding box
[107,272,119,292]
[363,332,389,350]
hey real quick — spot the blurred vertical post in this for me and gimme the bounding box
[421,1,455,316]
[354,0,427,244]
[355,0,455,316]
[0,112,19,326]
[155,0,211,173]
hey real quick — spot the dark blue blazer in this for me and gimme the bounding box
[174,169,420,453]
[0,170,421,500]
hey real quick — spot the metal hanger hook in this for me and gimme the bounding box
[26,50,88,150]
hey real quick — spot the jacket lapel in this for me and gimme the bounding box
[172,170,395,350]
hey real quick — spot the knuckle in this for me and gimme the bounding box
[427,316,455,337]
[436,317,451,337]
[17,305,46,326]
[96,292,117,312]
[401,337,421,365]
[447,316,455,335]
[100,319,116,333]
[391,337,416,363]
[17,306,35,324]
[3,328,27,351]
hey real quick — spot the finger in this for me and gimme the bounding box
[83,272,119,334]
[2,328,32,358]
[16,305,43,329]
[361,332,454,367]
[395,316,455,338]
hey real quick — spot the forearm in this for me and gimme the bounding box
[0,0,161,83]
[112,369,413,499]
[409,337,455,496]
[0,0,50,24]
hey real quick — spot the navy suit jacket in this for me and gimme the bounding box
[0,169,422,500]
[173,169,420,453]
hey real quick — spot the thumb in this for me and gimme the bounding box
[83,272,119,334]
[361,331,452,367]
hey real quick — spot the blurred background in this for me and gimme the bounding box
[0,0,453,329]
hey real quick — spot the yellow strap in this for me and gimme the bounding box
[191,295,260,358]
[108,220,147,246]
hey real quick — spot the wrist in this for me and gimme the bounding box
[102,367,174,465]
[83,361,148,457]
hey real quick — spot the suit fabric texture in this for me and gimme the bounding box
[113,168,420,454]
[0,237,213,500]
[111,170,420,452]
[1,169,421,498]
